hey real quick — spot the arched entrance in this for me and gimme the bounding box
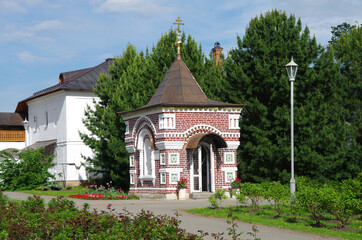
[187,133,227,193]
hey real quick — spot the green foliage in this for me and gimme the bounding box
[225,10,359,183]
[296,184,329,227]
[21,195,45,213]
[0,196,199,239]
[209,189,227,208]
[0,148,55,190]
[240,182,264,209]
[323,179,361,228]
[329,23,361,157]
[263,181,289,216]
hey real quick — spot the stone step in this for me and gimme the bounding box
[189,192,213,200]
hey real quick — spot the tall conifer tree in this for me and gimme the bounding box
[225,10,359,182]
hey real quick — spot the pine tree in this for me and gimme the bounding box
[225,10,358,182]
[329,23,361,146]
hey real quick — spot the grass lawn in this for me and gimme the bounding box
[184,205,361,240]
[14,186,87,197]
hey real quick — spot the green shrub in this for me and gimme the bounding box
[296,184,329,227]
[209,190,227,209]
[0,148,55,190]
[323,179,361,228]
[240,182,264,209]
[0,196,199,239]
[21,195,45,213]
[263,181,289,216]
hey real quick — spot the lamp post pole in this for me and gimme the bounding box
[285,57,298,198]
[22,118,29,148]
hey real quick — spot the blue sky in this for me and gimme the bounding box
[0,0,361,112]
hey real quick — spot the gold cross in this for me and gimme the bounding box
[173,17,184,33]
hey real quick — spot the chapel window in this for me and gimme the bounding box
[144,138,152,176]
[229,115,240,129]
[159,114,175,129]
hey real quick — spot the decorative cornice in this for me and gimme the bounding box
[225,141,240,149]
[221,167,238,171]
[159,168,183,173]
[120,106,243,120]
[155,141,184,150]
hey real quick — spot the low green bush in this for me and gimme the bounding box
[209,189,227,209]
[240,182,264,209]
[0,148,55,190]
[0,194,198,239]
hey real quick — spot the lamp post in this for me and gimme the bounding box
[285,56,298,197]
[22,118,29,148]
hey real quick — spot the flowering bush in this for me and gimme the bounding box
[231,178,242,189]
[73,181,139,200]
[69,193,137,200]
[177,178,187,190]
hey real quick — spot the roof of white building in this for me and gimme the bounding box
[15,58,114,114]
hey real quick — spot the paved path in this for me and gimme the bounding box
[4,192,343,240]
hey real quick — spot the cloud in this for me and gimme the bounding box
[31,20,66,32]
[1,20,68,42]
[18,51,48,63]
[0,0,27,13]
[0,0,44,13]
[93,0,175,15]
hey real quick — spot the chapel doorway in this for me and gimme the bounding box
[192,143,212,192]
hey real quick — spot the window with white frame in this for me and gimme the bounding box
[229,115,240,129]
[160,173,166,184]
[224,152,235,164]
[225,171,235,183]
[129,156,134,167]
[160,153,166,165]
[144,138,152,176]
[130,173,135,184]
[159,114,175,129]
[168,153,179,165]
[125,121,129,134]
[170,172,179,184]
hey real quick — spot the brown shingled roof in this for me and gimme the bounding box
[120,55,244,115]
[15,58,114,114]
[0,113,24,129]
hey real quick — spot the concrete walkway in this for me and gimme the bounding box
[4,192,343,240]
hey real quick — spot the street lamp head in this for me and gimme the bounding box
[22,118,29,130]
[285,56,298,81]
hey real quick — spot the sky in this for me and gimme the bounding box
[0,0,361,112]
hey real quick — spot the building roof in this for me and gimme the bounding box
[15,58,114,114]
[0,113,24,128]
[120,55,244,116]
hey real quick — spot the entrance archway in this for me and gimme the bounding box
[187,133,227,193]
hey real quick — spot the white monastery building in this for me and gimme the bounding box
[13,59,114,186]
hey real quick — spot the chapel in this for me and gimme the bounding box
[120,18,245,199]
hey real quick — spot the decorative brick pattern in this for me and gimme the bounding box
[123,107,241,196]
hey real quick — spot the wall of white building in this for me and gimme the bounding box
[0,142,25,151]
[27,90,98,183]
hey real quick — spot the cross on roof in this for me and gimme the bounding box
[173,17,184,33]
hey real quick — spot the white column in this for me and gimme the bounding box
[210,144,215,192]
[190,150,194,192]
[198,145,202,192]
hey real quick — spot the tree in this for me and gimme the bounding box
[81,29,213,190]
[329,23,361,148]
[226,10,358,183]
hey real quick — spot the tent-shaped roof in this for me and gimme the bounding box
[15,58,114,114]
[121,55,244,116]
